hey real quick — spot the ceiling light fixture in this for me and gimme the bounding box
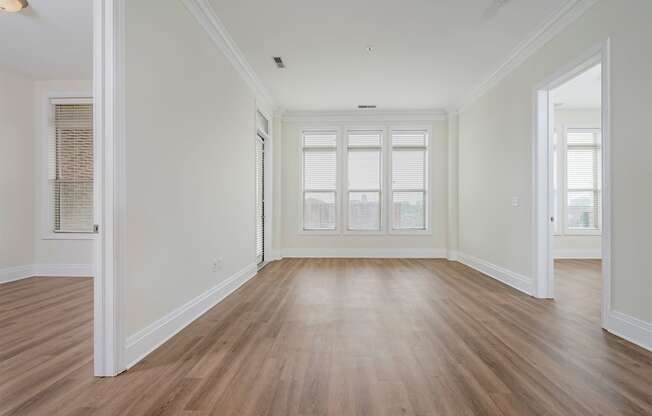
[0,0,28,12]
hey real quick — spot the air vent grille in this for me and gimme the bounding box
[273,57,285,68]
[358,105,377,109]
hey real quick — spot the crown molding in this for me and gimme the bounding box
[458,0,601,113]
[181,0,276,109]
[282,109,448,123]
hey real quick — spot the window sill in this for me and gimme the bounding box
[342,229,386,236]
[42,232,97,241]
[297,229,340,236]
[388,228,432,236]
[562,230,601,236]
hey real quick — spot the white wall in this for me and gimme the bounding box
[280,117,448,256]
[459,1,652,322]
[0,70,35,272]
[33,80,94,267]
[124,0,258,337]
[552,109,601,259]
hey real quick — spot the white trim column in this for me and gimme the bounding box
[446,111,460,260]
[93,0,126,376]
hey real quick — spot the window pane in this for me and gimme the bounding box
[304,192,336,230]
[392,150,425,190]
[567,148,598,189]
[567,130,599,145]
[392,130,427,147]
[304,132,337,147]
[393,191,425,229]
[553,131,560,233]
[567,190,597,229]
[349,192,380,230]
[304,151,336,190]
[52,103,94,233]
[348,131,381,146]
[348,150,380,190]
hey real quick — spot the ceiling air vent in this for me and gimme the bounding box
[273,57,285,68]
[358,105,377,109]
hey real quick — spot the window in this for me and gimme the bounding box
[302,131,337,230]
[48,98,94,234]
[552,129,560,234]
[566,128,601,231]
[346,131,382,231]
[391,130,428,230]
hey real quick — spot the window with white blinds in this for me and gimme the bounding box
[391,130,428,230]
[566,128,601,231]
[49,99,94,233]
[302,131,337,230]
[346,131,382,231]
[255,136,264,264]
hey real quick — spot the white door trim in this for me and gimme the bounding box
[532,40,611,327]
[93,0,127,376]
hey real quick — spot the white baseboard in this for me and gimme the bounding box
[0,263,94,283]
[267,249,283,261]
[446,250,459,261]
[124,262,258,369]
[456,252,534,296]
[553,249,602,259]
[35,264,94,277]
[0,265,35,284]
[604,310,652,352]
[280,248,447,259]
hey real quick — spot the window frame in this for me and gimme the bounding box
[343,128,385,234]
[41,94,96,240]
[388,127,431,235]
[562,126,602,235]
[299,128,340,234]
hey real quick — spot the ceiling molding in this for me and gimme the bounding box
[282,109,448,124]
[181,0,276,109]
[458,0,600,112]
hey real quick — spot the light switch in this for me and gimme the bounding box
[511,196,520,207]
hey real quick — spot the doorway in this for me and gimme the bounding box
[256,133,265,266]
[533,42,611,326]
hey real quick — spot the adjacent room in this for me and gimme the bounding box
[551,63,604,320]
[0,1,96,414]
[1,0,651,415]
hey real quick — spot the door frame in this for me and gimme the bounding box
[532,39,611,326]
[255,106,275,268]
[255,132,266,266]
[93,0,127,376]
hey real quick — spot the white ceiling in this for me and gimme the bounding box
[0,0,92,80]
[552,64,601,110]
[210,0,570,111]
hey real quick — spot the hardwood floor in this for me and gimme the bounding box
[1,259,651,416]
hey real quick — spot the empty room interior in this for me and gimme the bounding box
[1,0,651,415]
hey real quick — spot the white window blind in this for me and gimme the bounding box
[255,136,264,263]
[303,131,337,230]
[391,130,427,230]
[347,131,382,230]
[566,128,601,230]
[49,100,94,233]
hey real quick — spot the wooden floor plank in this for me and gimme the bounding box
[1,259,651,416]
